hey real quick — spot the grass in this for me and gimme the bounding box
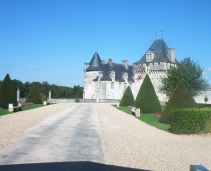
[116,106,171,133]
[0,104,45,116]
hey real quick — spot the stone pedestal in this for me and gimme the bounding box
[8,104,13,112]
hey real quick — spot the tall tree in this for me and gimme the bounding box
[0,74,18,108]
[159,57,208,96]
[134,74,162,113]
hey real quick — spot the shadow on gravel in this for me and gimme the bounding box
[0,161,149,171]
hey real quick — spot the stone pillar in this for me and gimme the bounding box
[136,108,140,117]
[49,91,51,101]
[17,89,20,101]
[8,104,13,112]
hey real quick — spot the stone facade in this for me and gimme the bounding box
[84,39,211,104]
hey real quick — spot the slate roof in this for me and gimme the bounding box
[86,52,102,71]
[134,39,178,65]
[86,53,134,82]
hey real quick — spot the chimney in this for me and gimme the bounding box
[122,60,128,69]
[108,58,112,65]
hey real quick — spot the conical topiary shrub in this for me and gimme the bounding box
[134,74,162,113]
[120,86,134,106]
[159,81,197,123]
[26,83,42,104]
[0,74,18,108]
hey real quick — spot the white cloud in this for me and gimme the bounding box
[203,72,206,75]
[208,68,211,72]
[30,65,37,68]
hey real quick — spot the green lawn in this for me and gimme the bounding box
[0,104,45,116]
[116,106,171,133]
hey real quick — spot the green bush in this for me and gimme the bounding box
[120,86,134,106]
[170,108,211,134]
[197,103,211,108]
[0,74,17,108]
[159,81,197,123]
[26,83,42,104]
[134,74,162,113]
[75,98,80,102]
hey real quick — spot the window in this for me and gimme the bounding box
[119,82,121,89]
[147,53,151,60]
[111,82,114,89]
[124,83,127,89]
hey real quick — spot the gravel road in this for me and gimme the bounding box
[0,103,211,171]
[95,103,211,171]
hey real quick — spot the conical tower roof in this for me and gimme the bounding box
[134,39,178,64]
[86,52,102,71]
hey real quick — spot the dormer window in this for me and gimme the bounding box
[147,53,152,60]
[146,51,154,62]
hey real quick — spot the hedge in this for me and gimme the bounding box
[120,86,134,106]
[134,74,162,113]
[0,74,17,108]
[159,81,196,124]
[170,108,211,134]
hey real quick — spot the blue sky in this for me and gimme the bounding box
[0,0,211,87]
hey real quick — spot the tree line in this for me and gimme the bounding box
[0,79,83,99]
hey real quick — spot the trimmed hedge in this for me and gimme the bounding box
[197,103,211,108]
[134,74,162,113]
[170,108,211,134]
[0,74,17,108]
[26,83,42,104]
[120,86,134,106]
[159,81,196,123]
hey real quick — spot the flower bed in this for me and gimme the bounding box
[153,112,162,117]
[21,102,34,106]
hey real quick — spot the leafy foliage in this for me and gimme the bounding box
[0,74,18,108]
[204,96,209,103]
[159,81,197,123]
[26,82,42,104]
[134,74,162,113]
[0,79,84,99]
[120,86,134,106]
[170,108,211,134]
[159,57,208,96]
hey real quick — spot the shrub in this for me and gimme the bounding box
[0,74,17,108]
[120,86,134,106]
[197,103,211,108]
[26,83,42,104]
[170,108,211,134]
[134,74,162,113]
[159,81,197,123]
[75,98,80,102]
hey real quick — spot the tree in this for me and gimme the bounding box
[0,74,18,108]
[120,86,134,106]
[159,57,208,96]
[26,82,42,104]
[134,74,162,113]
[204,96,209,103]
[159,81,197,123]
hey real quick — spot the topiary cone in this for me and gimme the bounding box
[120,86,134,106]
[159,81,197,123]
[0,74,18,108]
[134,74,162,113]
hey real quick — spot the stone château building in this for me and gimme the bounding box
[20,38,210,104]
[83,38,178,102]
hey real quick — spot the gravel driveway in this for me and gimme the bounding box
[0,103,211,171]
[95,103,211,171]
